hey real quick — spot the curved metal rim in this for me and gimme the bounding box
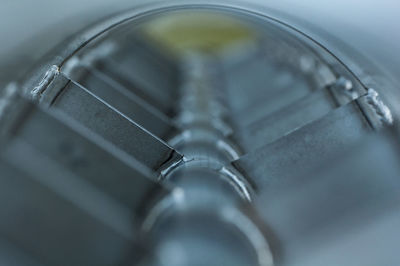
[19,2,379,95]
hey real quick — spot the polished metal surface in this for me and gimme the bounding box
[0,5,399,266]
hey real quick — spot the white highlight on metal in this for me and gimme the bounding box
[159,155,186,181]
[0,82,18,119]
[332,76,358,100]
[221,206,274,266]
[167,130,192,147]
[219,166,252,202]
[366,88,393,125]
[142,187,186,232]
[217,139,241,160]
[31,65,59,100]
[61,56,81,77]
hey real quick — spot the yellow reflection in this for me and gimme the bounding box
[141,11,257,55]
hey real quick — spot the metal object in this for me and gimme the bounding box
[0,86,165,266]
[0,5,398,266]
[255,129,400,265]
[233,98,374,191]
[32,71,182,172]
